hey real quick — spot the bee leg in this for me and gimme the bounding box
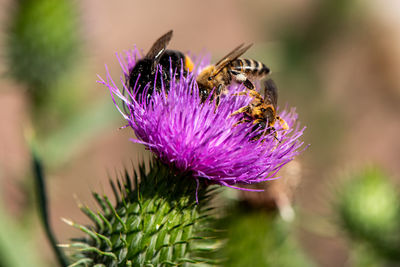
[230,70,254,89]
[252,119,263,125]
[230,106,250,117]
[215,84,223,106]
[273,132,281,143]
[260,124,281,143]
[268,127,281,143]
[232,90,260,100]
[231,106,252,127]
[216,84,222,96]
[249,120,266,141]
[232,118,252,127]
[232,91,249,97]
[243,79,254,89]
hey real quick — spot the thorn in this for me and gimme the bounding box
[119,124,129,130]
[61,218,74,226]
[57,244,71,248]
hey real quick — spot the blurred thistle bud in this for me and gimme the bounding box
[218,208,313,267]
[335,166,400,261]
[5,0,80,104]
[239,160,302,222]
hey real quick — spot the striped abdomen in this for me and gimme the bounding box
[231,58,270,78]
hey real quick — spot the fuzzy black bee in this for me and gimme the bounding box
[128,30,194,102]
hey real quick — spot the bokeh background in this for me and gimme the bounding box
[1,0,400,266]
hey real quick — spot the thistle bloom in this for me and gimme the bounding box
[99,48,305,191]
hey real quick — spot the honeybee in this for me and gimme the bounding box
[128,30,194,101]
[231,78,288,140]
[196,43,270,102]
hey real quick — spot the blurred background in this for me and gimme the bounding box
[0,0,400,266]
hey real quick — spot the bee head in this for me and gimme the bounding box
[196,65,217,88]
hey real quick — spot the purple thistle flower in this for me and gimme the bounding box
[98,48,306,191]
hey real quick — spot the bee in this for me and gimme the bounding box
[196,43,270,102]
[128,30,194,101]
[231,78,288,140]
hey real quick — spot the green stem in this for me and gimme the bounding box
[32,151,69,266]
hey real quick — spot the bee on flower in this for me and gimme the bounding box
[99,32,306,193]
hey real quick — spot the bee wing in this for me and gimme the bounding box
[145,30,173,65]
[213,43,253,75]
[263,78,278,109]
